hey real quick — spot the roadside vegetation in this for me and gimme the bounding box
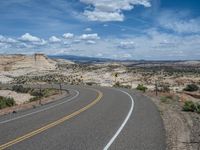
[12,85,59,102]
[183,84,199,92]
[0,96,15,109]
[29,88,59,102]
[159,94,179,104]
[136,84,148,92]
[113,81,131,89]
[182,101,200,113]
[13,74,83,85]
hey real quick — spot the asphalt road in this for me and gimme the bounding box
[0,85,166,150]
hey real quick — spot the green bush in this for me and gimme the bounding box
[196,103,200,114]
[159,84,170,92]
[113,82,131,89]
[113,81,120,87]
[29,96,40,102]
[182,101,196,112]
[0,96,15,109]
[29,89,59,102]
[136,84,148,92]
[30,89,44,97]
[0,98,6,109]
[160,95,179,103]
[184,84,199,92]
[160,96,169,103]
[12,85,31,93]
[86,82,98,86]
[182,101,197,112]
[6,97,16,107]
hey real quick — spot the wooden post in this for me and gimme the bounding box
[59,83,62,94]
[39,84,42,105]
[155,80,158,96]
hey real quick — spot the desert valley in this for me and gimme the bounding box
[0,54,200,150]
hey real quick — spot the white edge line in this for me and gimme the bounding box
[0,89,79,124]
[103,89,134,150]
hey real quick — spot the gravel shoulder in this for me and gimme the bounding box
[146,92,200,150]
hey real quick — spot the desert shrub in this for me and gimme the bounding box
[160,95,179,103]
[122,85,132,89]
[0,97,6,109]
[86,82,98,86]
[184,84,199,92]
[159,84,170,92]
[182,101,196,112]
[29,96,40,102]
[42,89,59,97]
[0,96,15,109]
[30,89,44,97]
[29,89,59,102]
[165,95,173,99]
[196,103,200,114]
[160,96,169,103]
[6,97,16,107]
[113,82,120,87]
[136,84,148,92]
[113,82,131,89]
[12,85,31,93]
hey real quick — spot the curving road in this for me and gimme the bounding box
[0,85,166,150]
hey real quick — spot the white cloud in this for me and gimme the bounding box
[119,41,135,49]
[79,33,100,40]
[63,33,74,39]
[122,53,132,58]
[84,28,92,32]
[158,11,200,34]
[83,10,124,22]
[49,36,61,42]
[86,40,96,44]
[0,35,16,43]
[20,33,41,42]
[80,0,151,22]
[1,30,200,60]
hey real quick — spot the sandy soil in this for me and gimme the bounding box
[0,90,33,104]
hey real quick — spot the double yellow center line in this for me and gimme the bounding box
[0,89,103,150]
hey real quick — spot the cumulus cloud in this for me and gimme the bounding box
[86,40,96,44]
[158,11,200,34]
[1,30,200,60]
[63,33,74,39]
[79,33,100,40]
[80,0,151,22]
[0,35,16,43]
[84,28,92,32]
[84,11,124,22]
[119,41,135,49]
[20,33,41,42]
[49,36,61,42]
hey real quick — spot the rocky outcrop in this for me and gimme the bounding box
[0,54,56,71]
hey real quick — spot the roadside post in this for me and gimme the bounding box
[155,80,158,96]
[39,84,42,105]
[59,83,62,94]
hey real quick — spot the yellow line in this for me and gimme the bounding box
[0,89,103,150]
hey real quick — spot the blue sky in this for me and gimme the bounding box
[0,0,200,60]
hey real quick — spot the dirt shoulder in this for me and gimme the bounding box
[0,90,69,116]
[146,92,200,150]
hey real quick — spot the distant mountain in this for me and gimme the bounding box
[48,55,114,63]
[49,55,200,65]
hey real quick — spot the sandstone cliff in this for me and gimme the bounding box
[0,54,56,71]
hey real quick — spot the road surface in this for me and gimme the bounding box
[0,85,166,150]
